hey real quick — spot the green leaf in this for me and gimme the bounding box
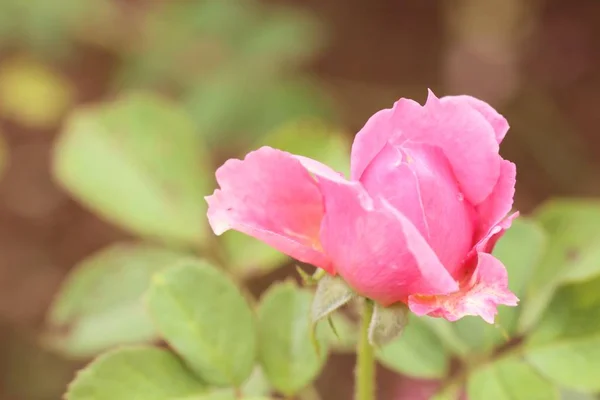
[420,316,470,358]
[525,277,600,391]
[241,367,271,397]
[520,200,600,332]
[237,7,322,72]
[146,260,256,387]
[220,231,288,277]
[323,313,358,353]
[311,275,354,324]
[193,392,272,400]
[368,303,409,347]
[53,92,211,247]
[560,389,597,400]
[186,76,334,148]
[65,346,206,400]
[254,119,349,177]
[430,384,462,400]
[0,0,115,57]
[257,282,327,396]
[527,276,600,345]
[376,315,449,379]
[450,218,546,354]
[44,243,192,358]
[528,339,600,392]
[242,82,336,146]
[467,356,559,400]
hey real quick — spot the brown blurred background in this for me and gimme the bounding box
[1,0,599,399]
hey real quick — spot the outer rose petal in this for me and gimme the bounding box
[351,90,501,205]
[350,108,394,181]
[408,253,519,324]
[316,178,459,305]
[441,95,510,143]
[361,142,475,277]
[475,212,519,254]
[205,146,333,273]
[294,155,345,180]
[475,160,516,241]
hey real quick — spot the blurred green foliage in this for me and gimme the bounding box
[44,243,195,358]
[116,0,333,148]
[59,198,600,399]
[54,92,213,247]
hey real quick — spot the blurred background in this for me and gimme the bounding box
[1,0,600,399]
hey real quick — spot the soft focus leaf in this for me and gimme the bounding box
[193,392,271,400]
[146,260,256,386]
[54,92,211,247]
[520,200,600,332]
[241,81,335,144]
[44,243,192,358]
[311,275,354,324]
[254,119,350,177]
[420,317,471,358]
[220,231,288,276]
[377,315,449,379]
[467,356,558,400]
[241,367,271,397]
[257,282,327,396]
[368,303,409,347]
[65,346,206,400]
[560,389,597,400]
[237,7,323,72]
[430,384,462,400]
[324,312,358,353]
[0,0,115,56]
[186,76,333,148]
[525,277,600,391]
[0,57,73,129]
[118,0,328,148]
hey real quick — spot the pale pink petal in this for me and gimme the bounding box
[350,107,395,180]
[475,160,517,241]
[350,90,501,204]
[316,178,459,305]
[442,95,510,144]
[360,143,429,236]
[294,155,345,181]
[408,253,519,324]
[474,212,519,254]
[396,90,500,205]
[361,142,476,277]
[205,146,333,273]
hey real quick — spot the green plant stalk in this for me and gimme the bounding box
[355,299,375,400]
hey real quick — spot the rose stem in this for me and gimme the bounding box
[355,299,375,400]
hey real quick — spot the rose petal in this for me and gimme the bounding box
[408,252,519,324]
[360,143,429,236]
[294,155,346,181]
[205,146,333,272]
[361,142,475,277]
[475,212,519,254]
[350,90,501,205]
[442,95,510,144]
[316,177,459,305]
[350,105,408,181]
[475,159,517,241]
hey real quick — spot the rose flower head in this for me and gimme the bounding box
[206,90,518,324]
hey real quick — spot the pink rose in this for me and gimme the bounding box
[206,90,518,323]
